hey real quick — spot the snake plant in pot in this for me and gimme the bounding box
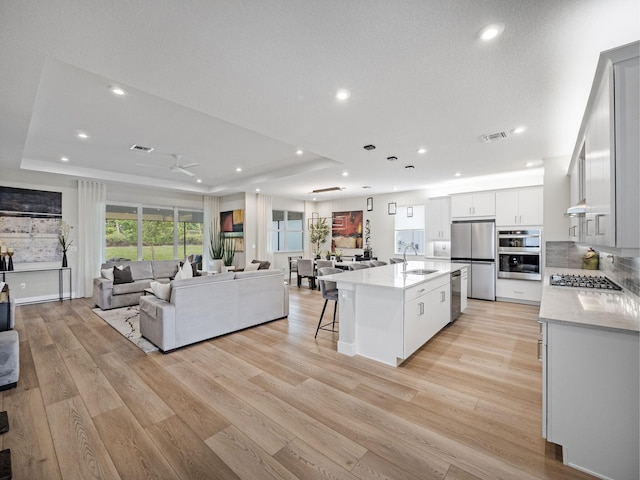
[223,237,236,269]
[208,220,225,273]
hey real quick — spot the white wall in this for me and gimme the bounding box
[543,156,571,241]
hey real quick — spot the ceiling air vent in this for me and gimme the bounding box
[130,144,154,153]
[310,186,343,194]
[480,131,508,143]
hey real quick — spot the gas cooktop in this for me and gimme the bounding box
[549,273,623,291]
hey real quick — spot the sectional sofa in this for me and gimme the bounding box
[139,269,289,352]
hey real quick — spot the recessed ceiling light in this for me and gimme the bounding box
[109,85,127,96]
[417,148,427,154]
[479,24,504,41]
[336,89,351,101]
[513,126,527,134]
[454,172,462,177]
[393,187,398,191]
[342,171,349,176]
[525,162,534,167]
[236,167,242,172]
[296,149,303,155]
[255,188,260,192]
[312,197,317,201]
[76,131,89,139]
[60,156,69,162]
[196,178,202,183]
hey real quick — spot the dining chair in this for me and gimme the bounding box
[369,260,387,267]
[316,267,343,338]
[288,255,302,285]
[348,262,370,271]
[297,259,316,289]
[315,259,333,269]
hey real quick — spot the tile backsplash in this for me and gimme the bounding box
[545,241,640,296]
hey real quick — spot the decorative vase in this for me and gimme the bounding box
[62,252,68,268]
[209,259,222,273]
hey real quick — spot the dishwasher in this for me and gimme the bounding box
[450,270,462,323]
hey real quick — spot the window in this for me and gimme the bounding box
[105,204,203,261]
[271,210,303,252]
[394,204,425,255]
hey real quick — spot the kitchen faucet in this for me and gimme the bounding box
[402,243,418,272]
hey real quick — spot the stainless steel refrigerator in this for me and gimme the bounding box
[451,221,496,301]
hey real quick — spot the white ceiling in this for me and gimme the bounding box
[0,0,638,200]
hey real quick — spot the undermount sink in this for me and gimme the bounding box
[403,269,438,275]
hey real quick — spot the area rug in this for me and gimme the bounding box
[92,305,159,353]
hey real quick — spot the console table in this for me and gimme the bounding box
[1,267,72,302]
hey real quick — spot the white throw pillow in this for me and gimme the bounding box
[244,262,260,271]
[101,268,114,281]
[150,281,171,301]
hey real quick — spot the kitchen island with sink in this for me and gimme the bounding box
[321,261,468,367]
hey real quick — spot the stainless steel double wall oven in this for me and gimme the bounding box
[497,228,542,280]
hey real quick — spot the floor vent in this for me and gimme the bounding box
[480,131,508,143]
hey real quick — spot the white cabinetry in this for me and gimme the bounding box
[542,321,639,480]
[496,187,543,226]
[496,278,541,305]
[460,267,468,312]
[450,192,495,219]
[427,197,451,240]
[404,276,450,358]
[568,42,639,255]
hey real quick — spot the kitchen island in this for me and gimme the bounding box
[539,268,639,480]
[321,261,468,367]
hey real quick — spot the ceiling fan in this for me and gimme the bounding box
[136,153,199,177]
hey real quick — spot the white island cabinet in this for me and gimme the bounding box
[323,261,465,367]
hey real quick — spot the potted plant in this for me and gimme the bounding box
[208,220,225,273]
[309,217,329,259]
[334,250,342,262]
[58,221,73,267]
[222,237,236,271]
[325,250,332,260]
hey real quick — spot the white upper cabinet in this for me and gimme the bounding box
[495,187,543,226]
[450,192,495,219]
[568,42,639,255]
[427,197,451,240]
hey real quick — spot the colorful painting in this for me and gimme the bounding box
[331,210,363,250]
[220,209,244,251]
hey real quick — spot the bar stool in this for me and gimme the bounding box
[315,267,343,338]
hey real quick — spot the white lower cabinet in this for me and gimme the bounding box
[542,321,639,480]
[496,278,541,305]
[403,276,450,359]
[460,267,468,312]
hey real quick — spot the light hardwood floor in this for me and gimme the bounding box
[0,284,596,479]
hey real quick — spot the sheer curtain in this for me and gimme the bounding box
[77,181,106,298]
[256,193,273,263]
[203,195,220,268]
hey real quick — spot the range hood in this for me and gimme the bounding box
[565,200,586,217]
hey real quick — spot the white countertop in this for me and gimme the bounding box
[321,261,468,290]
[539,268,640,334]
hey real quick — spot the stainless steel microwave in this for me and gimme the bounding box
[498,229,542,280]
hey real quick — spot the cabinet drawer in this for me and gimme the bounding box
[404,276,449,302]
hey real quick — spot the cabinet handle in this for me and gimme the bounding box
[595,214,606,235]
[569,226,577,237]
[419,302,424,315]
[515,215,517,224]
[440,291,446,302]
[417,288,426,293]
[537,339,543,361]
[586,218,594,236]
[519,215,522,224]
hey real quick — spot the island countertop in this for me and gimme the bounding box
[539,267,639,334]
[321,261,468,290]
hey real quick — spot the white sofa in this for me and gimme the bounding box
[139,269,289,352]
[93,260,183,310]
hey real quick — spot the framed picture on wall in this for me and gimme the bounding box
[366,197,373,211]
[388,202,396,215]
